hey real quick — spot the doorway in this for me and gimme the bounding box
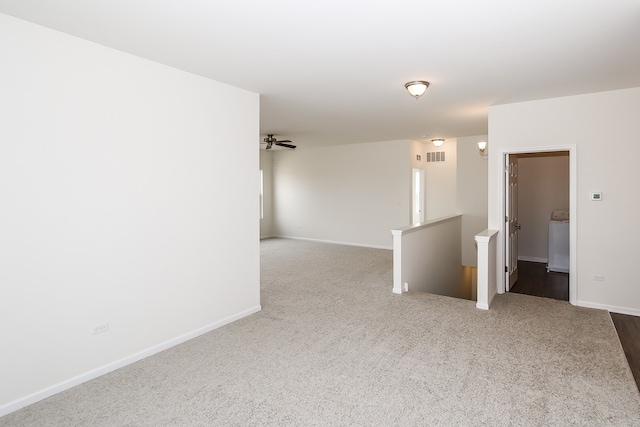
[502,147,576,304]
[510,260,569,301]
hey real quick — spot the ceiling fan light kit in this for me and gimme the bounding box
[405,81,430,99]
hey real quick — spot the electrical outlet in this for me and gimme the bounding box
[593,275,605,282]
[91,322,109,335]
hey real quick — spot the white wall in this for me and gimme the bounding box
[272,140,411,249]
[425,139,457,220]
[410,139,426,223]
[0,14,260,413]
[260,150,274,238]
[489,87,640,315]
[392,216,465,298]
[410,140,424,168]
[456,135,489,267]
[517,153,570,262]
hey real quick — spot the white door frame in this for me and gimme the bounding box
[497,144,577,305]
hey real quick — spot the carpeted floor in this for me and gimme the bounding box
[2,238,639,426]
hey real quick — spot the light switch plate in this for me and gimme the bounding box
[591,192,602,201]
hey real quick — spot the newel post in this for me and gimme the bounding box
[475,230,499,310]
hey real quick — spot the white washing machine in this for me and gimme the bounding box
[547,209,569,273]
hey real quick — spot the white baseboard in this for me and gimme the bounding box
[476,302,489,310]
[517,256,548,263]
[576,300,640,317]
[273,235,392,250]
[476,289,496,311]
[0,305,262,418]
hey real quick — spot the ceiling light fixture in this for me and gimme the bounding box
[405,81,430,99]
[432,138,444,147]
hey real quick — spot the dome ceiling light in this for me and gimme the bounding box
[405,81,430,99]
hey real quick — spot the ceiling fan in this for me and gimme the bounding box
[261,134,296,150]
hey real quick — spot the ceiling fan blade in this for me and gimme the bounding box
[274,139,292,143]
[275,142,296,149]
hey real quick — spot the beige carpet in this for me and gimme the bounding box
[2,238,639,426]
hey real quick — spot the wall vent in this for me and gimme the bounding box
[427,151,445,162]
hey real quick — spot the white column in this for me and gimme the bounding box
[391,229,405,294]
[475,230,499,310]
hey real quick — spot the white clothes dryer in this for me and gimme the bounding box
[547,209,569,273]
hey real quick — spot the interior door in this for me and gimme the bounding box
[505,155,519,290]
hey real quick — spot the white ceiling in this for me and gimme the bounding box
[2,0,639,149]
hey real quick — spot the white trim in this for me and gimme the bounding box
[498,145,577,306]
[0,305,262,417]
[273,235,393,250]
[517,256,548,263]
[576,300,640,317]
[391,215,462,236]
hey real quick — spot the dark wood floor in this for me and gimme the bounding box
[510,260,568,301]
[611,313,640,391]
[509,260,640,392]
